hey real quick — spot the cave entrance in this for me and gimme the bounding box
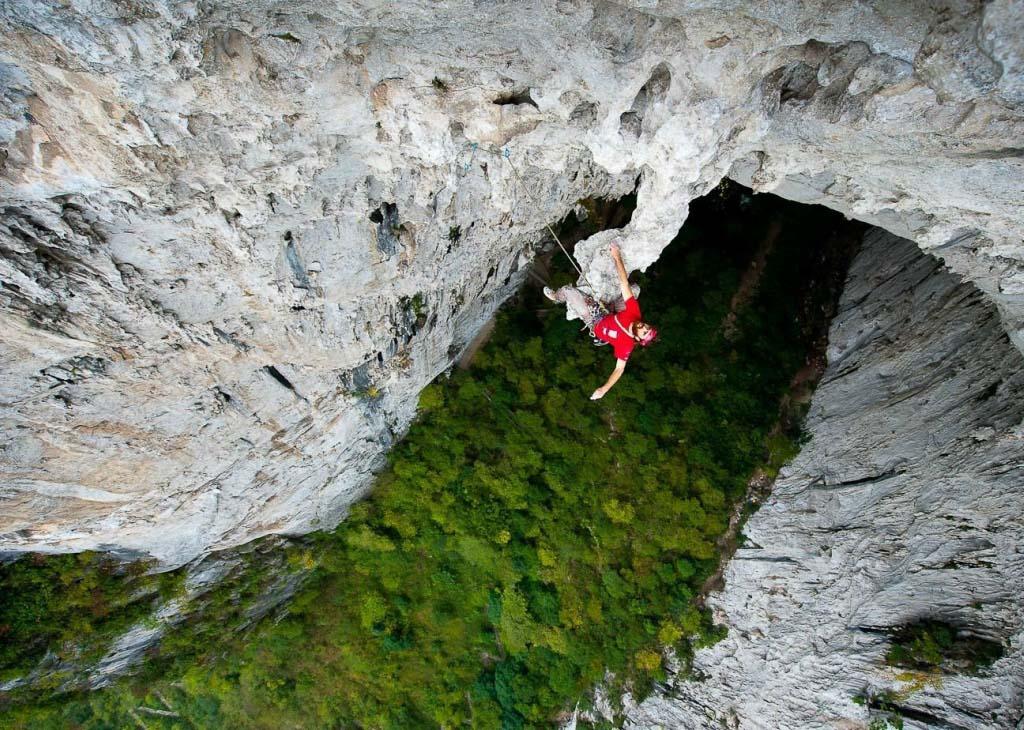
[0,183,875,727]
[353,178,871,727]
[533,178,865,383]
[652,177,867,397]
[520,178,868,599]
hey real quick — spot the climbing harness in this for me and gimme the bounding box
[585,295,610,346]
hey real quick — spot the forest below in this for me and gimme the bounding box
[1,182,862,728]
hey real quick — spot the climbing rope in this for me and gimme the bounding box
[500,147,605,307]
[500,146,617,341]
[460,142,609,314]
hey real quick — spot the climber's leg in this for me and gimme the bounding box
[547,285,600,326]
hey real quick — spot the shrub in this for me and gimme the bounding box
[885,620,1004,675]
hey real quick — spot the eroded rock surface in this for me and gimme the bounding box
[1,2,1021,569]
[626,230,1024,729]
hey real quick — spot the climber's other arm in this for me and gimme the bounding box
[591,358,627,400]
[609,243,634,303]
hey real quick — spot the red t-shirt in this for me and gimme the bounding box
[594,297,641,361]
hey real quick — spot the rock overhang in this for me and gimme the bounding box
[0,0,1020,567]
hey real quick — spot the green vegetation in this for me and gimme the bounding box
[0,552,183,684]
[400,292,429,331]
[854,690,905,730]
[885,620,1004,675]
[0,540,312,700]
[851,619,1006,730]
[1,183,859,728]
[869,713,905,730]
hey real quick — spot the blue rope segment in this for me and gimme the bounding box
[462,142,479,173]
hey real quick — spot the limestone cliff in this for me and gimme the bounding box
[626,229,1024,729]
[1,1,1021,576]
[2,2,1023,726]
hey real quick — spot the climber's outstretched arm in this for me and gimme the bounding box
[609,243,634,302]
[591,359,627,400]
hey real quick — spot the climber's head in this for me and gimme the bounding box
[634,321,658,346]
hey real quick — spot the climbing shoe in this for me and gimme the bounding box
[543,286,558,302]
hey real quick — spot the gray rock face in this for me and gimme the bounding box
[0,1,1021,572]
[626,230,1024,729]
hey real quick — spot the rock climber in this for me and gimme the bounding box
[544,242,658,400]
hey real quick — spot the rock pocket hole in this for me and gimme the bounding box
[493,89,538,108]
[619,62,671,139]
[263,365,298,394]
[369,203,403,258]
